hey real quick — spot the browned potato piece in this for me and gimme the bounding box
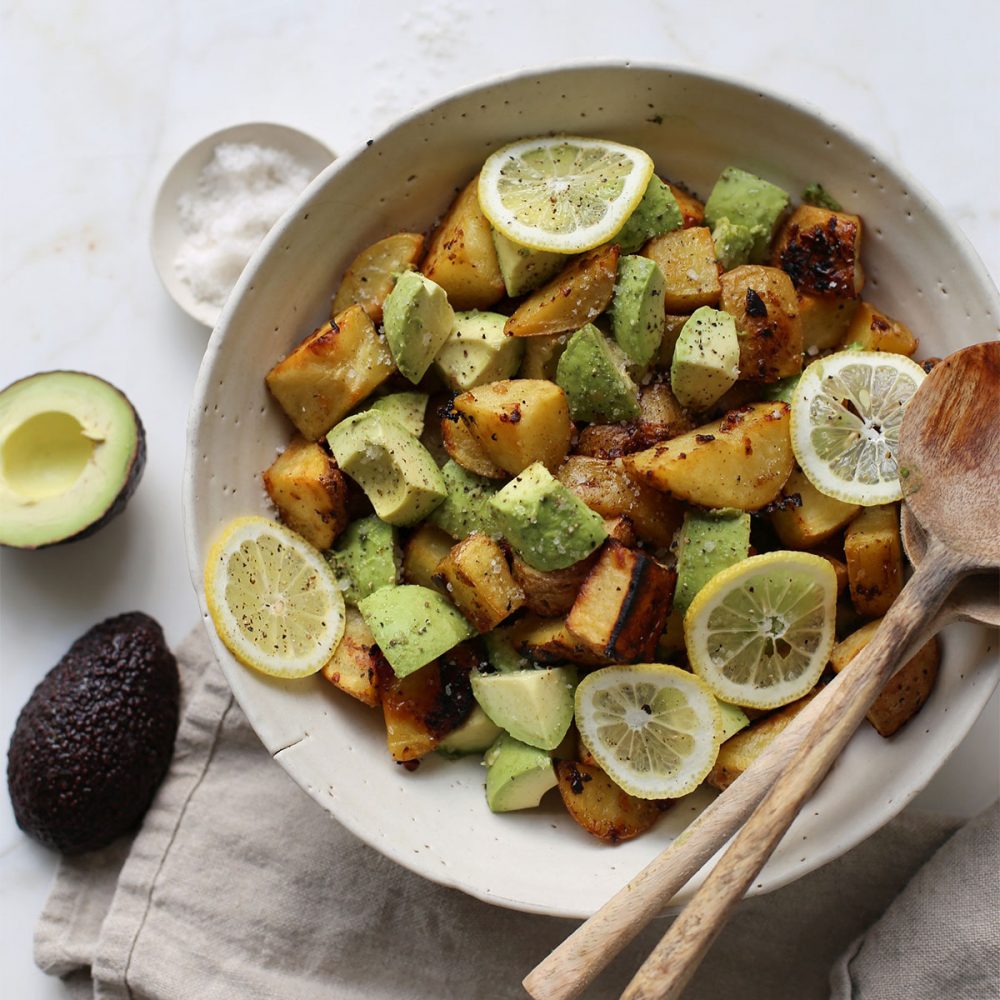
[421,175,505,309]
[505,245,619,338]
[843,303,918,355]
[508,614,610,666]
[510,551,595,617]
[603,515,638,547]
[769,467,860,549]
[706,694,815,791]
[402,523,454,592]
[830,621,940,737]
[440,410,506,479]
[519,333,568,380]
[821,554,850,595]
[797,294,859,353]
[576,731,598,767]
[331,232,425,323]
[638,381,695,436]
[320,607,381,707]
[555,761,660,844]
[434,533,525,632]
[844,504,903,617]
[656,608,685,657]
[642,227,721,313]
[263,436,348,550]
[266,305,395,440]
[566,542,676,661]
[666,182,705,228]
[654,314,692,369]
[557,455,684,548]
[627,402,794,511]
[773,205,864,299]
[719,265,803,382]
[453,379,573,474]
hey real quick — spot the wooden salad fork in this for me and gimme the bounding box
[524,342,1000,1000]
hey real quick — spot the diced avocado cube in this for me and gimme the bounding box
[434,310,524,392]
[801,182,842,212]
[555,324,640,423]
[472,666,577,750]
[327,410,446,526]
[483,733,558,812]
[382,270,455,383]
[711,217,755,271]
[326,515,399,605]
[437,705,503,757]
[483,628,532,674]
[427,459,500,539]
[357,583,474,677]
[609,255,666,367]
[490,462,607,571]
[670,306,740,411]
[615,176,684,254]
[674,508,751,615]
[366,391,428,438]
[492,229,566,298]
[704,167,790,263]
[717,700,751,742]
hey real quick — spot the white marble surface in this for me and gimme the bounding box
[1,1,997,995]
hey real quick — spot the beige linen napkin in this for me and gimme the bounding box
[34,625,997,999]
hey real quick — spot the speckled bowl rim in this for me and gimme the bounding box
[184,60,999,918]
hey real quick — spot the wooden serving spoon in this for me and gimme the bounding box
[523,343,1000,1000]
[616,341,1000,1000]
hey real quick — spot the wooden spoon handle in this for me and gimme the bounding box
[619,546,967,1000]
[522,594,961,1000]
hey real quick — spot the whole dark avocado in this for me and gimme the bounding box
[7,612,179,854]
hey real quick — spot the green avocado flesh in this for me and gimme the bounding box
[0,371,144,549]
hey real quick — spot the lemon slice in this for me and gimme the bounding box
[478,136,654,253]
[685,551,837,710]
[791,350,926,505]
[575,664,723,799]
[204,516,345,678]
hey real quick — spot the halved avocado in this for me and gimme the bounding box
[0,371,145,548]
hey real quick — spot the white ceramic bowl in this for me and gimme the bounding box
[151,122,334,327]
[184,64,999,918]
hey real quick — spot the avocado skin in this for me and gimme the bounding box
[0,370,147,550]
[7,612,179,854]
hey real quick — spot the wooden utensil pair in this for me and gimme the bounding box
[526,341,1000,1000]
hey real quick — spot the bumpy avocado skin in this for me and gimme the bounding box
[7,612,179,854]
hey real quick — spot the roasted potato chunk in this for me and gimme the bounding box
[642,227,721,313]
[266,305,395,440]
[435,533,525,632]
[830,621,940,737]
[376,656,474,762]
[402,523,454,592]
[718,265,803,382]
[773,205,864,299]
[602,515,638,547]
[797,294,859,353]
[505,245,619,338]
[508,614,610,666]
[666,182,705,228]
[627,402,794,511]
[421,175,505,309]
[769,467,860,549]
[331,232,425,323]
[555,761,660,843]
[843,303,918,355]
[440,407,506,479]
[453,379,573,474]
[566,542,676,661]
[557,455,684,548]
[707,694,815,791]
[321,607,381,707]
[263,436,348,550]
[510,551,595,618]
[844,504,903,617]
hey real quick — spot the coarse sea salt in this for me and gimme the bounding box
[173,142,313,311]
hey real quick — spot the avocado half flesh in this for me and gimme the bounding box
[0,371,145,548]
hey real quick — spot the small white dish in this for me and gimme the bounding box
[151,122,334,328]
